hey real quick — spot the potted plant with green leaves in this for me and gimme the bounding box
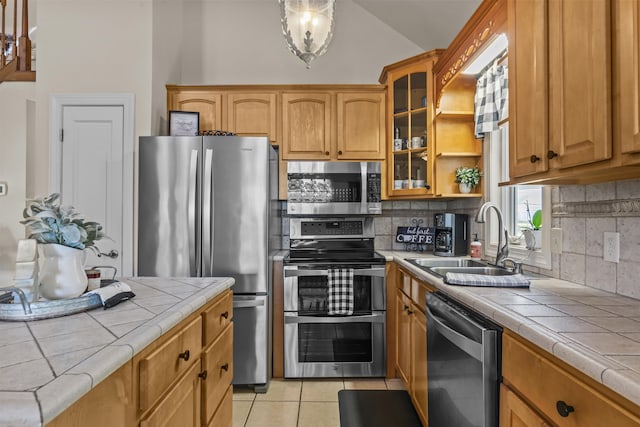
[522,202,542,250]
[20,193,105,299]
[455,166,482,193]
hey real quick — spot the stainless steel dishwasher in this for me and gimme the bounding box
[426,292,501,427]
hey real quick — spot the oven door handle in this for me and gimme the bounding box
[284,268,385,278]
[284,312,385,324]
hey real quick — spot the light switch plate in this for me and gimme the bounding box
[550,228,562,254]
[604,232,620,263]
[0,182,7,196]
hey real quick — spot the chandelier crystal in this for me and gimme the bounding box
[279,0,336,68]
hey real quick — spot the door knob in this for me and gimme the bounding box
[556,400,575,417]
[221,363,229,371]
[220,311,229,319]
[97,249,119,259]
[547,150,558,159]
[338,150,343,155]
[530,154,540,163]
[325,151,330,155]
[198,371,208,380]
[178,350,190,361]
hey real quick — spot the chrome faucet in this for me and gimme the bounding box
[475,202,509,267]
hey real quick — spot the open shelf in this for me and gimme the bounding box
[435,193,483,198]
[435,110,475,119]
[436,152,482,157]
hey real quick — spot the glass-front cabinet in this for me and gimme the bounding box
[380,51,441,198]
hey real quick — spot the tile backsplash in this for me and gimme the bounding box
[553,179,640,299]
[280,178,640,299]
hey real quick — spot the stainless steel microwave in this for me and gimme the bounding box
[287,161,382,215]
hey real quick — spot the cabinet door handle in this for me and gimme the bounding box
[556,400,575,417]
[530,154,541,163]
[547,150,558,159]
[178,350,190,361]
[325,151,330,155]
[220,311,229,319]
[198,370,208,380]
[407,309,414,315]
[403,304,409,311]
[338,150,343,155]
[221,363,229,371]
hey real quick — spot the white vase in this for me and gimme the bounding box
[37,243,88,299]
[458,183,472,194]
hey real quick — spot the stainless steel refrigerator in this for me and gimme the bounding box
[138,135,279,391]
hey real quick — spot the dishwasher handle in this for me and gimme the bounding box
[426,303,483,362]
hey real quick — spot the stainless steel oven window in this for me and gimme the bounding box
[284,312,386,378]
[283,266,385,313]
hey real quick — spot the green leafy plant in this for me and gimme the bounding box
[525,201,542,230]
[454,166,483,187]
[20,193,105,252]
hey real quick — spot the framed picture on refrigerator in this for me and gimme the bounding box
[168,110,199,136]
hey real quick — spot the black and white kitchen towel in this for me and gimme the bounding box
[328,268,355,315]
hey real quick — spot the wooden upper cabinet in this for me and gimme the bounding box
[336,92,386,160]
[226,92,278,144]
[616,0,640,165]
[281,92,332,160]
[547,0,612,169]
[168,90,223,133]
[508,0,549,178]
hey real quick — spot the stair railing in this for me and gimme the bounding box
[0,0,34,83]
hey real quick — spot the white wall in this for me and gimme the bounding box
[179,0,423,85]
[0,83,35,283]
[33,0,155,197]
[0,0,433,279]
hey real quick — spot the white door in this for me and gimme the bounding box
[60,106,124,277]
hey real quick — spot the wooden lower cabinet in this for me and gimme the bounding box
[410,306,428,425]
[393,265,435,426]
[201,323,234,426]
[207,385,233,427]
[46,289,233,427]
[500,384,550,427]
[140,362,202,427]
[395,289,412,385]
[501,331,640,427]
[47,362,134,427]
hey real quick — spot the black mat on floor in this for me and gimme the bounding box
[338,390,422,427]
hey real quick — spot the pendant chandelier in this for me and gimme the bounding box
[279,0,336,68]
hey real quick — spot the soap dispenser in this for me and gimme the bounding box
[470,234,482,258]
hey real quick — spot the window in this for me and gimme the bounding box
[483,122,551,269]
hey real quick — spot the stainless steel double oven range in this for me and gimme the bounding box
[284,161,386,378]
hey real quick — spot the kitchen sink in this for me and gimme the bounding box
[427,266,516,278]
[405,258,517,278]
[406,258,488,268]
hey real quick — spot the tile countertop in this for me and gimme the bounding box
[379,250,640,409]
[0,277,234,427]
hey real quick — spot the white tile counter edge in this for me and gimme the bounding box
[380,250,640,409]
[2,277,234,427]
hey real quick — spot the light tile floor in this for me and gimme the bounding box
[233,378,406,427]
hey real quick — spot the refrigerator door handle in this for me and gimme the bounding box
[188,149,199,276]
[203,148,214,276]
[233,299,266,308]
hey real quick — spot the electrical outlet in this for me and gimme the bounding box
[550,228,562,254]
[604,232,620,263]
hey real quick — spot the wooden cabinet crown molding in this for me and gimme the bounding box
[433,0,507,107]
[166,84,385,92]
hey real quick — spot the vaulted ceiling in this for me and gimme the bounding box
[353,0,482,50]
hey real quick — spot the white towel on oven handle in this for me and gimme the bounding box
[328,268,354,315]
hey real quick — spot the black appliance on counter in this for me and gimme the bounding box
[434,213,469,256]
[283,217,387,378]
